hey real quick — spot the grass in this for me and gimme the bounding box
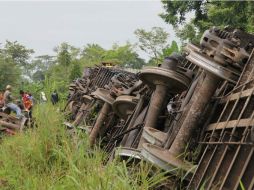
[0,104,167,190]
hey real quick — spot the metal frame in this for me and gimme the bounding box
[188,50,254,190]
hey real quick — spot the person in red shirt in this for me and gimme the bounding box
[20,90,33,118]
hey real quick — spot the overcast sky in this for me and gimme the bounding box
[0,1,178,59]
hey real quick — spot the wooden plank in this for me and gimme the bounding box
[0,120,20,130]
[0,112,19,121]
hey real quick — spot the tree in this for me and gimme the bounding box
[0,55,21,90]
[32,70,45,82]
[1,40,34,66]
[160,1,254,42]
[103,43,146,69]
[134,27,169,64]
[46,43,82,92]
[69,61,82,81]
[54,43,72,67]
[29,55,56,81]
[33,55,56,71]
[175,22,198,43]
[80,44,106,66]
[162,40,179,57]
[80,43,146,69]
[0,40,34,77]
[147,40,180,66]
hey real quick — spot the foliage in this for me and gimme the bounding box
[162,40,179,57]
[147,40,179,66]
[45,43,80,95]
[55,42,73,67]
[1,40,34,66]
[0,55,21,91]
[0,104,167,190]
[103,43,146,69]
[41,42,146,98]
[31,55,56,82]
[80,43,146,69]
[175,22,198,43]
[32,70,45,82]
[135,27,169,64]
[160,1,254,42]
[0,38,146,94]
[32,55,56,72]
[0,38,147,96]
[46,63,70,95]
[69,61,82,81]
[80,44,105,65]
[0,40,34,76]
[0,41,34,90]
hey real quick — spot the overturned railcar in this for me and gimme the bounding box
[65,27,254,190]
[187,28,254,190]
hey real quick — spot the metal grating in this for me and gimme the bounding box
[90,67,136,89]
[188,50,254,190]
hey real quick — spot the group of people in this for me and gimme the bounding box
[0,85,60,120]
[0,85,33,119]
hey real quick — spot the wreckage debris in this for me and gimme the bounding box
[0,108,30,134]
[65,27,254,190]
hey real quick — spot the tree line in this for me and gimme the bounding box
[1,0,252,97]
[0,27,179,97]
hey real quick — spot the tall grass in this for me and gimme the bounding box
[0,104,166,190]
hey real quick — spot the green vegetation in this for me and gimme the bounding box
[134,27,179,65]
[160,1,254,42]
[1,2,252,189]
[134,27,169,64]
[0,104,166,190]
[0,1,252,95]
[0,55,21,91]
[0,26,177,98]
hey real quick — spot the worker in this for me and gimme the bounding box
[20,90,33,118]
[40,92,47,103]
[3,85,23,119]
[51,90,59,105]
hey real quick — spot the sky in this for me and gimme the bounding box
[0,1,178,60]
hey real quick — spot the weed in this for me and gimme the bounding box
[0,104,166,190]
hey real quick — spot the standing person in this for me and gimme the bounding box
[40,92,47,103]
[51,90,59,105]
[20,90,33,118]
[3,85,23,119]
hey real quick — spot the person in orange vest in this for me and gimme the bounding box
[20,90,33,118]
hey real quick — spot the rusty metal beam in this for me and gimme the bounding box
[89,102,111,146]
